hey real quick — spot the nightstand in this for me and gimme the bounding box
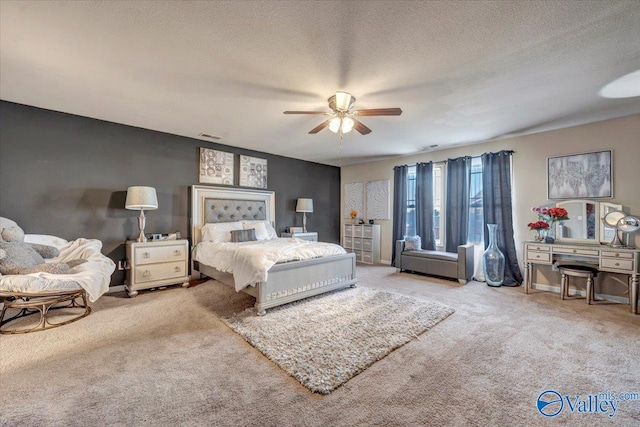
[281,231,318,242]
[124,239,190,297]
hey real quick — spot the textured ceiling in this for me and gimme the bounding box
[1,1,639,166]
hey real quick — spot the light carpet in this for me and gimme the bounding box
[223,287,455,394]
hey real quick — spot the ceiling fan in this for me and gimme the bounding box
[283,91,402,137]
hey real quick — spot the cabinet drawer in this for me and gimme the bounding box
[527,252,551,263]
[600,258,634,272]
[363,239,373,251]
[353,238,363,250]
[526,244,550,252]
[354,251,362,262]
[134,261,186,284]
[362,227,373,238]
[553,247,599,257]
[135,244,186,265]
[344,225,352,237]
[601,251,634,260]
[362,252,373,264]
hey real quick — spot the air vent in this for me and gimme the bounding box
[198,133,222,141]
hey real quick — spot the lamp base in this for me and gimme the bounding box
[137,210,148,242]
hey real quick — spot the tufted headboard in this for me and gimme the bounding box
[191,185,275,246]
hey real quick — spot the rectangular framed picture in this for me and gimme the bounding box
[547,150,612,199]
[239,155,267,189]
[199,148,234,185]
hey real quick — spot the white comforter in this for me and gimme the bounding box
[193,238,347,291]
[0,238,115,302]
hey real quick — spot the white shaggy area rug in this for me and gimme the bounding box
[223,287,455,394]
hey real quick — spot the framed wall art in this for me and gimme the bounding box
[239,155,268,189]
[547,150,612,199]
[343,182,364,219]
[199,148,234,185]
[366,180,390,220]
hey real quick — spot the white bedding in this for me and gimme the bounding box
[0,238,115,302]
[193,237,347,291]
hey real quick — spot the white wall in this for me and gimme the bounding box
[341,114,640,269]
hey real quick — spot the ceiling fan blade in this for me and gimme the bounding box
[352,119,372,135]
[353,108,402,116]
[309,120,330,134]
[283,111,329,115]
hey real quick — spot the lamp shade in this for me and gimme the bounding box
[296,198,313,213]
[125,186,158,210]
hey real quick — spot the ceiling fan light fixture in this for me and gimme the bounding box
[329,117,342,133]
[335,91,352,111]
[341,117,354,133]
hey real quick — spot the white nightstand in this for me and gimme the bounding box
[125,239,190,297]
[281,232,318,242]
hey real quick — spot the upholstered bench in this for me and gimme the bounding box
[395,241,474,284]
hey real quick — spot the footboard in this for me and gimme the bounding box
[254,253,357,314]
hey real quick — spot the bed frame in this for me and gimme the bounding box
[191,185,357,315]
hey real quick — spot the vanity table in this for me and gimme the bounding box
[524,199,639,314]
[523,241,639,314]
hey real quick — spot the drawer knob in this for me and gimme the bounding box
[174,266,181,272]
[572,249,577,253]
[615,262,620,266]
[615,253,620,257]
[143,270,151,278]
[536,255,540,258]
[143,252,150,258]
[174,250,181,256]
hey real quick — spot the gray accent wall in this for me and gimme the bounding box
[0,101,341,285]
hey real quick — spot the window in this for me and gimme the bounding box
[468,157,484,244]
[433,165,443,246]
[405,158,481,246]
[405,165,442,243]
[406,165,416,237]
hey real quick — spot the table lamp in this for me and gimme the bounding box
[125,186,158,242]
[296,198,313,233]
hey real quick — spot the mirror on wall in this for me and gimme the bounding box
[555,200,599,243]
[600,202,623,244]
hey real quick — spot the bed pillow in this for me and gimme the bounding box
[243,221,269,240]
[242,220,277,240]
[230,228,257,243]
[404,235,422,251]
[201,222,243,243]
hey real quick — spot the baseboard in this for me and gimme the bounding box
[107,285,126,293]
[531,283,629,304]
[380,259,391,265]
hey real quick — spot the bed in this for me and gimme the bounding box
[0,235,115,334]
[191,185,357,315]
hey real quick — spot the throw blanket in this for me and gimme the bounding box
[0,238,115,302]
[193,238,347,291]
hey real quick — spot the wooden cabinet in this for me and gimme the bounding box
[343,224,380,264]
[125,239,190,297]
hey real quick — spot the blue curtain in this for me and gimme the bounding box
[392,165,408,266]
[481,150,523,285]
[416,162,435,250]
[445,156,471,253]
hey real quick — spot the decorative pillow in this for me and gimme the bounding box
[404,235,422,251]
[244,221,269,240]
[242,220,277,239]
[201,222,243,243]
[230,228,257,243]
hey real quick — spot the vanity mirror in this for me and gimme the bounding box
[554,200,599,243]
[600,202,623,244]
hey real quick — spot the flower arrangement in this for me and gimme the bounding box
[530,206,570,242]
[350,210,358,219]
[531,206,570,223]
[527,220,550,231]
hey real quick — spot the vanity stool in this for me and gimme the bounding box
[558,264,599,304]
